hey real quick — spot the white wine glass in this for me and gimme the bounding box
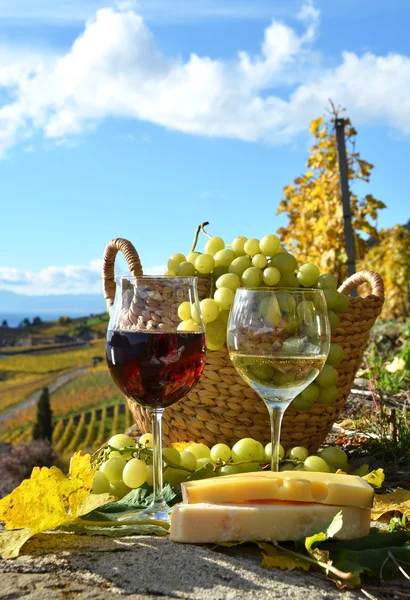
[227,288,330,471]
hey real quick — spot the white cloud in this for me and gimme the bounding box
[0,260,167,295]
[1,2,410,155]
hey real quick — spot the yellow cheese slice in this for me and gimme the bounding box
[170,502,371,543]
[181,470,374,508]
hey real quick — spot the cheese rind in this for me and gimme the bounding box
[181,471,374,508]
[170,502,371,543]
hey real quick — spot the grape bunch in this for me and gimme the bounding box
[166,224,349,411]
[92,433,352,499]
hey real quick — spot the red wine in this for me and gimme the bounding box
[106,330,206,409]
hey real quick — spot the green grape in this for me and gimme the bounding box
[231,236,248,256]
[333,293,350,314]
[178,301,192,321]
[213,265,229,279]
[277,291,296,312]
[218,464,244,476]
[292,394,314,411]
[205,319,226,350]
[229,256,252,277]
[187,443,211,460]
[316,364,339,387]
[214,287,234,311]
[326,343,344,366]
[303,455,330,473]
[210,443,231,462]
[186,251,201,265]
[162,447,181,465]
[200,298,219,324]
[241,267,263,287]
[195,253,215,274]
[146,464,153,486]
[277,245,288,253]
[317,385,338,404]
[196,457,215,469]
[122,458,148,488]
[297,263,320,287]
[259,234,280,256]
[296,300,315,323]
[282,337,305,354]
[163,270,175,276]
[108,450,121,458]
[259,296,281,326]
[239,462,263,473]
[244,238,260,256]
[252,254,268,269]
[214,248,235,267]
[177,318,202,332]
[100,456,127,483]
[262,266,281,286]
[216,273,241,292]
[167,253,186,271]
[175,261,196,276]
[280,463,295,472]
[109,479,132,498]
[232,438,265,462]
[264,442,285,461]
[289,446,309,462]
[191,303,201,324]
[139,433,153,448]
[319,447,348,471]
[317,274,338,290]
[180,451,197,470]
[163,467,188,487]
[278,273,299,288]
[323,289,341,309]
[328,310,340,330]
[218,309,230,325]
[271,253,297,274]
[91,471,111,494]
[291,383,320,410]
[107,434,135,450]
[204,236,225,256]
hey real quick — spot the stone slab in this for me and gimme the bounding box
[0,532,360,600]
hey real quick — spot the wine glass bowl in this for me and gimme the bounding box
[106,276,206,521]
[227,288,330,471]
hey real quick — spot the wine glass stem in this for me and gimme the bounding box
[150,408,165,504]
[268,404,285,471]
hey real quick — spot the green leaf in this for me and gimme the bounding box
[80,483,178,522]
[305,511,343,552]
[329,546,410,582]
[319,530,410,551]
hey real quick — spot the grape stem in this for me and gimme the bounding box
[191,222,209,252]
[200,222,212,239]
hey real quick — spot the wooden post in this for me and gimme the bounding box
[335,118,356,286]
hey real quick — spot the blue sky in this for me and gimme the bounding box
[0,0,409,298]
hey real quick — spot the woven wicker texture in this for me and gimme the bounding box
[103,239,384,453]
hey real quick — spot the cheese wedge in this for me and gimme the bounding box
[170,502,371,543]
[181,471,374,508]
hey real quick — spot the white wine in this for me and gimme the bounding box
[230,353,327,402]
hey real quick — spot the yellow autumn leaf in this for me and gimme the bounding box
[171,442,193,452]
[0,452,97,559]
[371,488,410,522]
[362,468,385,489]
[263,553,310,571]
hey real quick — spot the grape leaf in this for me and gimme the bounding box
[257,542,310,572]
[305,511,343,552]
[371,488,410,522]
[328,546,410,583]
[0,452,101,559]
[62,522,169,537]
[80,483,178,522]
[362,468,385,489]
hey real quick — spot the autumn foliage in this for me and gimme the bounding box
[278,115,386,284]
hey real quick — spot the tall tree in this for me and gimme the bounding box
[32,387,53,442]
[277,113,386,283]
[1,320,8,327]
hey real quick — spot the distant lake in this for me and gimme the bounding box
[0,311,99,328]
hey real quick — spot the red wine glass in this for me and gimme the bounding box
[106,276,206,521]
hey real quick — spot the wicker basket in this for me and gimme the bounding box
[103,238,385,453]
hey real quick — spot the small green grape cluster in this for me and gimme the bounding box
[167,227,349,410]
[91,433,350,498]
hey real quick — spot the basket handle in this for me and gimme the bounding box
[338,269,384,300]
[102,238,143,315]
